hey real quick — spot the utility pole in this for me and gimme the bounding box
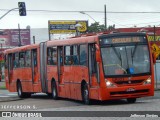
[104,4,107,30]
[33,36,35,44]
[18,24,21,46]
[154,25,156,41]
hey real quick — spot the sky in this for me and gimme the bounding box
[0,0,160,29]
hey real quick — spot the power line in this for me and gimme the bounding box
[1,9,160,14]
[107,19,130,27]
[1,9,160,27]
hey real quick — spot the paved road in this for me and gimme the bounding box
[0,89,159,110]
[0,89,160,120]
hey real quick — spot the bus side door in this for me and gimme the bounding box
[31,49,38,84]
[57,46,65,97]
[8,53,13,84]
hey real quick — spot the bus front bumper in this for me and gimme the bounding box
[100,84,153,100]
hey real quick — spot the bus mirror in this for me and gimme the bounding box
[96,50,101,62]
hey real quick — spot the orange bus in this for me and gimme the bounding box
[4,32,154,104]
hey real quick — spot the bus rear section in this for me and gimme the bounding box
[96,32,154,103]
[4,44,42,98]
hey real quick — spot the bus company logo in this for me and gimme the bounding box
[128,77,131,84]
[2,112,11,117]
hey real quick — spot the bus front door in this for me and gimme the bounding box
[88,44,100,99]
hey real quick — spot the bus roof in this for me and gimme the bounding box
[4,32,147,54]
[46,35,99,47]
[46,32,146,47]
[4,44,39,54]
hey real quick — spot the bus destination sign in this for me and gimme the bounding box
[100,36,147,45]
[112,37,141,43]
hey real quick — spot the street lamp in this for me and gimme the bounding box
[80,11,97,23]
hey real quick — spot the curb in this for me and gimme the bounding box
[0,97,22,102]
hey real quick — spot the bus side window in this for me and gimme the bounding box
[33,49,37,67]
[52,47,57,65]
[8,53,13,71]
[19,52,25,67]
[73,45,79,65]
[91,44,97,73]
[5,55,8,69]
[25,51,31,67]
[80,44,87,66]
[14,53,19,68]
[12,53,15,68]
[47,47,57,65]
[47,48,52,65]
[64,46,72,65]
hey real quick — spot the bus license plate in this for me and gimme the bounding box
[126,88,135,92]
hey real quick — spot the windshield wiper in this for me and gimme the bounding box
[131,43,138,58]
[112,45,123,67]
[131,43,138,64]
[112,46,121,61]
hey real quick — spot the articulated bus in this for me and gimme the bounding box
[4,32,154,104]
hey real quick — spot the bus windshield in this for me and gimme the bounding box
[100,36,150,76]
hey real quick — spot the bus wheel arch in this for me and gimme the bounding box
[16,79,31,98]
[81,80,90,105]
[51,78,58,100]
[17,79,24,98]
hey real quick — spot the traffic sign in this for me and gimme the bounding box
[151,44,160,58]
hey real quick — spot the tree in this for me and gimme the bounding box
[108,24,115,31]
[88,22,106,33]
[87,22,115,33]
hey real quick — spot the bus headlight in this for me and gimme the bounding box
[106,80,116,87]
[143,77,151,85]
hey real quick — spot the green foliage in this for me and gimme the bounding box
[88,22,106,33]
[108,24,115,31]
[0,85,6,89]
[87,22,115,33]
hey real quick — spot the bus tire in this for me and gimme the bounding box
[82,83,90,105]
[52,81,58,100]
[17,82,25,98]
[24,93,31,98]
[47,93,52,97]
[127,98,136,103]
[17,82,31,98]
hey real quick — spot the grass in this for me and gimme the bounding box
[0,85,6,89]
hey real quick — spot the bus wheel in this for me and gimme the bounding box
[127,98,136,103]
[52,81,58,100]
[17,82,25,98]
[82,83,90,105]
